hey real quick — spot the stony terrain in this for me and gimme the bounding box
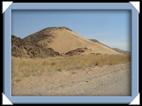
[12,35,60,58]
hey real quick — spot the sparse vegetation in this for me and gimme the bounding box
[12,54,130,83]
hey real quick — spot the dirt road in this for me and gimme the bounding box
[12,63,131,96]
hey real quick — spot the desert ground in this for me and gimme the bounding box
[12,27,131,96]
[12,54,130,96]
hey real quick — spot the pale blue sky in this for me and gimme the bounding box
[12,10,131,51]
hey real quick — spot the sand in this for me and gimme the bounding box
[12,63,131,96]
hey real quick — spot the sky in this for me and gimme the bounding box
[12,10,131,51]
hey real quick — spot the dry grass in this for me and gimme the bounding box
[12,54,130,83]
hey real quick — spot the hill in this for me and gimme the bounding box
[23,27,121,54]
[12,26,122,58]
